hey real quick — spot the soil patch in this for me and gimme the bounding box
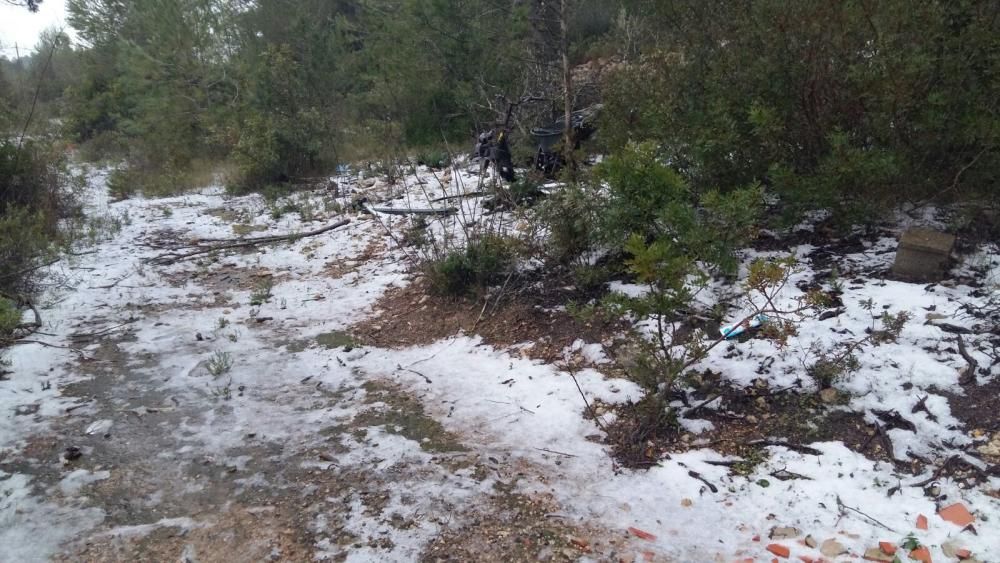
[608,380,895,474]
[324,237,387,280]
[352,278,625,364]
[420,489,628,563]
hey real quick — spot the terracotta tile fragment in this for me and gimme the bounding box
[916,514,929,530]
[938,503,975,527]
[879,541,897,555]
[628,527,657,541]
[767,543,791,558]
[909,546,932,563]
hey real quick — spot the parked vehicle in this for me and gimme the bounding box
[473,97,600,182]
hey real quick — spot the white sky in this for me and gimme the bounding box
[0,0,70,59]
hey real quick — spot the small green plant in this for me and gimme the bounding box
[828,265,843,293]
[324,198,344,215]
[212,377,233,400]
[733,448,770,476]
[401,217,430,248]
[538,183,601,266]
[216,316,230,330]
[107,167,137,201]
[250,278,274,306]
[414,149,450,169]
[610,254,819,406]
[900,533,920,551]
[425,236,516,297]
[808,301,910,389]
[809,355,860,389]
[207,350,233,377]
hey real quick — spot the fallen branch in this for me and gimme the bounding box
[566,367,608,433]
[956,334,978,385]
[147,218,351,265]
[0,257,60,282]
[703,459,741,467]
[399,367,432,384]
[536,447,578,458]
[69,319,137,342]
[8,339,90,359]
[368,206,456,216]
[748,439,823,456]
[771,468,812,481]
[908,456,958,488]
[836,495,897,532]
[430,191,486,203]
[687,470,718,493]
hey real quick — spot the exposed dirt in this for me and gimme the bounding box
[352,278,625,364]
[5,327,613,563]
[421,490,633,563]
[324,238,387,280]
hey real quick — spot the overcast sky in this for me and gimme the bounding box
[0,0,70,59]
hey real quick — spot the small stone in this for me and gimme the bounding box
[746,415,759,424]
[769,527,801,540]
[804,535,817,548]
[863,547,894,562]
[680,498,693,507]
[819,388,839,403]
[820,539,847,557]
[942,541,960,558]
[63,446,82,461]
[568,536,589,551]
[977,433,1000,458]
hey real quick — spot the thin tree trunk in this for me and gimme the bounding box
[560,0,574,165]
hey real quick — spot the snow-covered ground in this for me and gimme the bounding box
[1,165,998,562]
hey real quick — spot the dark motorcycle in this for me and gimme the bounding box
[473,98,600,182]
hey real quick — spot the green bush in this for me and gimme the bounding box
[415,149,451,170]
[594,142,762,275]
[425,236,516,297]
[0,297,22,340]
[539,182,603,266]
[0,139,69,296]
[601,1,1000,223]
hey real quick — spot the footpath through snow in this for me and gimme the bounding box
[1,166,998,562]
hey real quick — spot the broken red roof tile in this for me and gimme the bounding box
[628,527,657,541]
[916,514,929,530]
[767,543,791,558]
[938,503,975,527]
[909,546,932,563]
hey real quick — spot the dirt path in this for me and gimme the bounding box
[0,176,633,563]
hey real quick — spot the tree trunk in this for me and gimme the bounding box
[560,0,574,166]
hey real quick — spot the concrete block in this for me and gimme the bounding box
[892,228,955,282]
